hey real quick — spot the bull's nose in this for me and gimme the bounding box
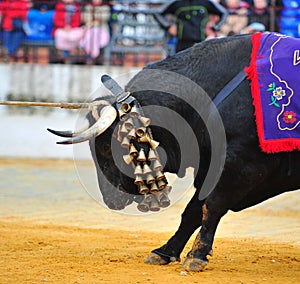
[105,199,126,210]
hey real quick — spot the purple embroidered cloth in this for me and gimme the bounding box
[246,32,300,153]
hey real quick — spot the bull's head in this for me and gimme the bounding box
[48,75,173,212]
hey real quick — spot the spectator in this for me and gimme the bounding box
[80,0,110,65]
[218,0,249,36]
[0,0,31,61]
[247,0,273,31]
[32,1,56,11]
[240,21,266,33]
[53,0,83,63]
[154,0,228,53]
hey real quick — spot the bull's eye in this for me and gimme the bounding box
[103,143,111,156]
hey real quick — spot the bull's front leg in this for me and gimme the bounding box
[181,195,227,271]
[145,191,204,265]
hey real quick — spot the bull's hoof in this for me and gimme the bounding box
[182,257,208,272]
[144,253,169,265]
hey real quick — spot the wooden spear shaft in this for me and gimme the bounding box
[0,101,91,109]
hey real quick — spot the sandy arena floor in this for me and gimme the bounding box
[0,158,299,284]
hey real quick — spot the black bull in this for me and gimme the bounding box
[49,34,300,271]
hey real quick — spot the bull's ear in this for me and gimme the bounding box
[101,74,130,102]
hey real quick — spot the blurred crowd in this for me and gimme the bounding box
[0,0,297,65]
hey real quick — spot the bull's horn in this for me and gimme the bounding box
[54,106,117,144]
[47,128,85,138]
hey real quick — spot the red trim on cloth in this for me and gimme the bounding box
[244,32,269,152]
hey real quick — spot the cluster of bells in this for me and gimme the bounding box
[117,99,172,212]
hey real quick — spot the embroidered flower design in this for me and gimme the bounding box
[272,86,286,100]
[267,83,286,108]
[283,111,297,124]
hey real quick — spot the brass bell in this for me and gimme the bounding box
[134,163,143,175]
[124,118,134,130]
[129,144,138,156]
[139,116,151,127]
[127,128,136,140]
[155,170,165,181]
[142,163,152,175]
[130,105,141,118]
[137,198,150,212]
[144,194,153,203]
[148,149,157,161]
[138,134,159,149]
[118,108,128,121]
[123,154,133,165]
[156,191,170,208]
[146,173,155,184]
[163,186,172,195]
[137,149,146,162]
[120,123,128,135]
[121,136,130,148]
[139,184,149,194]
[149,198,160,212]
[120,101,131,113]
[135,127,146,137]
[157,179,167,190]
[134,175,144,186]
[150,182,159,194]
[153,160,163,171]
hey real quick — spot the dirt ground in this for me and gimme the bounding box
[0,158,299,284]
